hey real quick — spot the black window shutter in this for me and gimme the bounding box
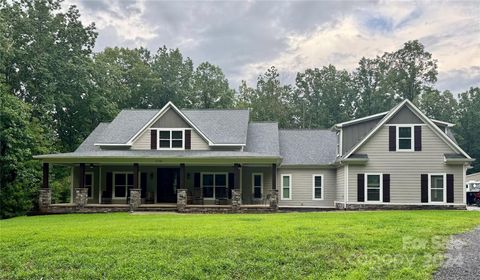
[383,174,390,202]
[421,174,428,203]
[357,174,365,202]
[106,172,113,198]
[228,173,234,199]
[414,126,422,151]
[185,130,191,150]
[389,126,396,151]
[150,130,157,150]
[140,172,147,198]
[446,174,454,203]
[194,173,201,188]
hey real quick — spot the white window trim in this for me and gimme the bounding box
[201,172,228,200]
[281,174,292,200]
[252,173,263,199]
[312,174,324,200]
[85,172,94,198]
[365,173,383,203]
[113,172,133,199]
[156,128,185,150]
[396,125,414,152]
[428,173,447,203]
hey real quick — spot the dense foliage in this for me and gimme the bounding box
[0,0,478,217]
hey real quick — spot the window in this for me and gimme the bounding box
[429,174,446,203]
[113,172,133,198]
[158,129,184,150]
[252,173,263,199]
[281,175,292,200]
[202,173,228,199]
[85,172,94,198]
[366,174,382,202]
[397,126,413,151]
[312,175,323,200]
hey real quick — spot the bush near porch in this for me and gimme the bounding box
[1,211,479,279]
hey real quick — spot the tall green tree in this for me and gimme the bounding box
[295,65,355,128]
[0,92,51,218]
[189,62,234,108]
[416,89,459,123]
[454,87,480,174]
[1,0,98,151]
[237,67,294,127]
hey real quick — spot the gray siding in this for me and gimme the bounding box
[342,118,379,155]
[277,168,337,207]
[152,108,189,128]
[347,124,464,204]
[241,166,272,204]
[336,166,345,202]
[387,106,422,124]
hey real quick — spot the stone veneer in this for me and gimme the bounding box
[39,188,51,212]
[129,189,142,211]
[268,190,279,211]
[231,189,241,211]
[74,188,88,208]
[177,189,188,212]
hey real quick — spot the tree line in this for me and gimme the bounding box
[1,0,479,218]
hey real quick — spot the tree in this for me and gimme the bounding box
[0,92,51,218]
[416,89,459,123]
[295,65,355,128]
[238,67,295,128]
[454,87,480,174]
[190,62,234,109]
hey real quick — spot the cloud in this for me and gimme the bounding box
[66,0,479,93]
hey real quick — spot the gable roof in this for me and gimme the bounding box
[94,102,250,146]
[279,130,337,165]
[76,123,110,152]
[245,122,280,155]
[343,99,471,159]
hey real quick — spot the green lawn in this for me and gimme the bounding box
[1,211,479,279]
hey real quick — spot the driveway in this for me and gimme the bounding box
[434,227,480,280]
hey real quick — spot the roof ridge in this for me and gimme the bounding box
[280,128,331,131]
[181,108,249,111]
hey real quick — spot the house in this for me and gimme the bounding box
[466,172,480,205]
[34,99,474,212]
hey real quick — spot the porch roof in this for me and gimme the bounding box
[33,150,281,164]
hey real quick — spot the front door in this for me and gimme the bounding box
[157,168,180,203]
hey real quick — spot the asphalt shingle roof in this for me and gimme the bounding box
[96,110,158,144]
[75,123,109,152]
[245,122,280,156]
[279,130,337,165]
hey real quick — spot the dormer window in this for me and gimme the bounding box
[396,125,413,151]
[158,129,184,150]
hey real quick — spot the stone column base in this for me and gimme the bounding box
[232,189,241,211]
[129,188,142,211]
[74,188,89,209]
[268,189,279,211]
[39,188,51,212]
[177,189,187,212]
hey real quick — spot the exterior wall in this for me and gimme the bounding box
[190,130,210,150]
[72,165,100,204]
[241,166,272,205]
[277,168,337,207]
[152,108,189,128]
[342,118,379,155]
[346,124,464,204]
[336,165,345,202]
[387,106,422,124]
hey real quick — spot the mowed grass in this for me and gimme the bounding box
[1,211,479,280]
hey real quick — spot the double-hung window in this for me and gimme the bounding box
[429,174,446,203]
[202,173,228,199]
[85,172,94,198]
[158,129,184,149]
[312,175,323,200]
[397,126,413,151]
[252,173,263,199]
[113,172,133,198]
[281,175,292,200]
[366,174,382,202]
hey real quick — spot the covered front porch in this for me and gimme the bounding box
[38,159,280,213]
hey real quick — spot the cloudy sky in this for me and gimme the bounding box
[64,0,479,93]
